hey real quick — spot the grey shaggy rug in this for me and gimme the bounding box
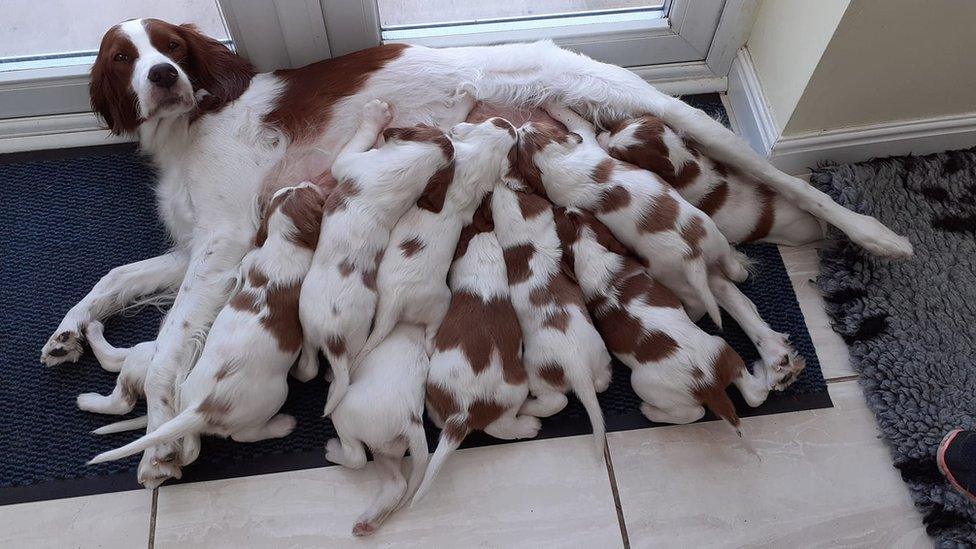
[814,148,976,547]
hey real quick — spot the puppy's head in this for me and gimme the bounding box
[502,121,582,196]
[381,125,456,213]
[599,115,670,167]
[90,19,254,134]
[257,182,326,250]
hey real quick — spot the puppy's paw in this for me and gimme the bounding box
[325,437,344,464]
[362,99,393,128]
[138,451,181,488]
[76,392,106,412]
[352,520,378,537]
[758,334,806,391]
[41,328,84,365]
[516,416,542,439]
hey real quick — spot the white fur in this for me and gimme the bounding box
[326,323,430,536]
[76,321,153,417]
[490,186,610,455]
[44,25,909,485]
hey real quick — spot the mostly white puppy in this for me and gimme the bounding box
[299,99,464,415]
[76,322,152,433]
[357,113,518,360]
[327,323,430,537]
[491,185,611,453]
[412,197,538,503]
[598,114,824,245]
[553,207,771,428]
[508,103,749,327]
[88,183,325,466]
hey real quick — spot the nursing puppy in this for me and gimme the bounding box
[509,103,748,327]
[357,114,518,360]
[88,183,325,467]
[412,197,537,503]
[76,322,152,428]
[598,115,824,245]
[491,186,611,453]
[298,100,461,416]
[327,323,430,537]
[553,207,771,428]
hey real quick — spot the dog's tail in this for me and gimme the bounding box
[354,299,398,370]
[92,415,148,435]
[88,409,205,464]
[410,415,468,505]
[567,365,606,457]
[397,417,431,509]
[684,258,722,329]
[323,353,351,417]
[84,321,128,373]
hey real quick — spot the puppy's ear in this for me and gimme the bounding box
[500,144,527,191]
[417,159,454,213]
[177,23,254,110]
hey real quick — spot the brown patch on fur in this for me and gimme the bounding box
[426,383,460,421]
[338,259,355,278]
[538,363,567,388]
[692,344,746,427]
[261,282,303,352]
[434,291,525,385]
[248,267,269,288]
[198,395,232,428]
[680,217,707,259]
[743,185,777,242]
[638,193,680,234]
[502,243,535,284]
[515,191,550,220]
[119,376,141,405]
[671,160,701,189]
[466,399,506,431]
[617,270,682,309]
[410,413,423,426]
[591,158,615,184]
[511,122,574,196]
[383,125,455,213]
[542,309,571,332]
[229,290,261,313]
[697,181,729,216]
[454,194,495,260]
[491,117,518,137]
[608,116,704,189]
[399,237,425,257]
[325,335,346,357]
[360,249,383,292]
[214,360,241,381]
[279,185,326,250]
[265,44,407,143]
[322,179,359,217]
[713,160,740,179]
[592,301,679,363]
[596,185,631,214]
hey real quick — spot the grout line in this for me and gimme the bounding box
[148,488,158,549]
[603,441,631,549]
[826,374,859,384]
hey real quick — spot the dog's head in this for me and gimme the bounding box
[502,121,582,196]
[90,18,254,134]
[257,182,326,251]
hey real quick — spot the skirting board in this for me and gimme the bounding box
[728,47,976,174]
[0,63,726,154]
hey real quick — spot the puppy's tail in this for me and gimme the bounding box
[397,418,431,509]
[684,258,722,329]
[410,415,468,506]
[92,415,148,435]
[354,301,398,369]
[699,366,760,460]
[323,354,351,417]
[87,409,205,464]
[567,366,606,458]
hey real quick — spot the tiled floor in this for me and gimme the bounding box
[0,242,931,548]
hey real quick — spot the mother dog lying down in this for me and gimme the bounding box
[46,18,912,486]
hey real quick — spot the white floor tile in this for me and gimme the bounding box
[0,489,151,549]
[778,242,856,379]
[607,381,929,548]
[154,435,622,548]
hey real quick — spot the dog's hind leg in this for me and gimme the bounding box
[84,322,128,372]
[352,452,408,537]
[231,414,297,443]
[77,377,139,415]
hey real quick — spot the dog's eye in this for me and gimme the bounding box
[113,53,128,63]
[168,41,180,51]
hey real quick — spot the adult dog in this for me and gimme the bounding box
[45,18,911,485]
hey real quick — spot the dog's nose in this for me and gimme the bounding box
[148,63,179,89]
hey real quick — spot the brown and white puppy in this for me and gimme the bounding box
[76,322,152,420]
[298,100,460,416]
[326,323,430,537]
[598,114,824,245]
[411,196,538,503]
[553,207,771,428]
[356,112,518,360]
[509,103,749,328]
[491,185,611,454]
[87,183,325,468]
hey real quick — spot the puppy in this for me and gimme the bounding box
[298,100,460,416]
[553,207,771,429]
[598,115,824,245]
[357,114,518,360]
[326,323,430,536]
[411,197,538,503]
[88,183,325,466]
[491,185,611,453]
[76,321,153,420]
[508,103,748,327]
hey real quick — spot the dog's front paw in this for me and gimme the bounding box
[362,99,393,128]
[848,214,913,259]
[758,334,806,391]
[41,328,84,366]
[352,520,379,537]
[325,437,344,465]
[138,450,182,488]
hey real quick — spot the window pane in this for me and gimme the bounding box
[1,0,229,71]
[377,0,665,29]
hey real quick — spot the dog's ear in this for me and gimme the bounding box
[89,33,141,135]
[417,159,454,213]
[178,23,254,110]
[500,143,528,191]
